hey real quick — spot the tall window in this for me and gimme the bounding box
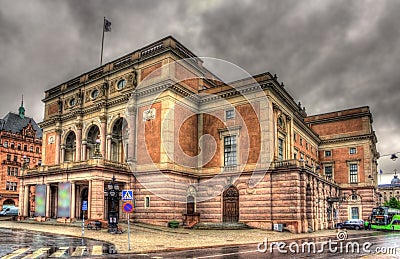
[278,138,284,161]
[351,207,359,219]
[349,164,358,183]
[224,135,237,166]
[325,165,333,179]
[145,196,151,208]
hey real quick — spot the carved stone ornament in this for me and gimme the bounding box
[143,108,156,121]
[48,135,55,144]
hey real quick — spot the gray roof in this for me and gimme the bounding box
[0,112,42,139]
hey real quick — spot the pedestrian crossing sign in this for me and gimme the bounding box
[122,190,133,201]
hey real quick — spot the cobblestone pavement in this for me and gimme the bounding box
[0,219,364,255]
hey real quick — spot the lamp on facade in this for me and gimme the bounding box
[105,175,121,234]
[93,135,102,159]
[390,153,398,161]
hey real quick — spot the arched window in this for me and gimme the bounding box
[65,131,76,162]
[111,118,125,162]
[86,125,100,159]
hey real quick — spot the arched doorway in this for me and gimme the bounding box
[2,199,15,206]
[86,126,100,159]
[81,188,88,219]
[65,131,76,162]
[223,185,239,222]
[187,195,195,214]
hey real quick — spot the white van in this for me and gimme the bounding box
[0,206,19,216]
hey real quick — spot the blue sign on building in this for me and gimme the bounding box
[82,200,88,211]
[122,190,133,201]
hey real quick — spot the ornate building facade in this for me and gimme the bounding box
[378,172,400,205]
[19,36,379,233]
[0,101,42,211]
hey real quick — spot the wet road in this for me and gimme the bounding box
[141,231,400,258]
[0,227,114,258]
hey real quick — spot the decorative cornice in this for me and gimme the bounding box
[320,134,375,144]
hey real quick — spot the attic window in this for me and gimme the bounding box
[117,79,126,90]
[91,89,99,99]
[69,98,76,107]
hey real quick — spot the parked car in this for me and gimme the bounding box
[336,219,364,230]
[0,206,19,216]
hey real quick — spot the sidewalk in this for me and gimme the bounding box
[0,219,361,254]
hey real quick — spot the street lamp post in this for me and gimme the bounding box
[105,175,121,233]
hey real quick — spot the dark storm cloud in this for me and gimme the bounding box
[198,0,400,175]
[0,0,399,179]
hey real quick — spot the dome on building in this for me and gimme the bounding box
[391,174,400,185]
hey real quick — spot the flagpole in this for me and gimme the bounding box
[100,17,105,66]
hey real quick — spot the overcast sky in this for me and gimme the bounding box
[1,0,399,183]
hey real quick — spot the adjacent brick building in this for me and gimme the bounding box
[19,36,379,233]
[0,100,42,211]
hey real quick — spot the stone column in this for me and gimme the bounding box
[46,184,51,218]
[127,112,136,162]
[23,185,29,217]
[55,129,62,164]
[60,145,65,163]
[76,123,82,161]
[107,134,112,160]
[100,115,107,158]
[82,140,87,160]
[70,181,76,219]
[91,179,105,220]
[88,180,92,219]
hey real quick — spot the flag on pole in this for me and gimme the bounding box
[104,18,111,32]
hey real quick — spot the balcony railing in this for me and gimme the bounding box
[22,159,130,176]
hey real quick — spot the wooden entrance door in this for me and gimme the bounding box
[223,186,239,222]
[187,195,195,215]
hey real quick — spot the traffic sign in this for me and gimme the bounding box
[82,201,88,211]
[123,202,134,213]
[122,190,133,201]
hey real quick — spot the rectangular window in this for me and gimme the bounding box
[351,207,359,219]
[13,155,18,162]
[300,138,303,146]
[145,196,150,208]
[325,165,333,179]
[349,164,358,183]
[7,154,11,161]
[349,147,357,154]
[6,181,17,191]
[224,135,237,166]
[225,109,234,120]
[294,153,297,160]
[293,133,297,142]
[278,138,284,161]
[325,150,331,157]
[7,167,11,176]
